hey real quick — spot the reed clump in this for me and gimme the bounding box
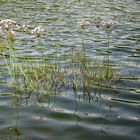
[0,18,121,97]
[19,60,65,95]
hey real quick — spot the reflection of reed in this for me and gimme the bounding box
[73,97,80,127]
[9,96,21,138]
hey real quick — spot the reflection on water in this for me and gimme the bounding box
[0,87,140,140]
[0,0,140,140]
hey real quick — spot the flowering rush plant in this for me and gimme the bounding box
[0,18,45,44]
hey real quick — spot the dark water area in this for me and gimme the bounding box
[0,0,140,140]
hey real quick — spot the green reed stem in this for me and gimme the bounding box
[105,31,111,79]
[107,32,110,65]
[97,30,102,79]
[8,41,18,85]
[81,29,86,59]
[2,52,12,77]
[20,66,35,92]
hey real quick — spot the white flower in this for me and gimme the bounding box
[0,19,16,30]
[31,26,44,37]
[7,30,16,42]
[78,19,90,29]
[17,24,28,32]
[0,26,5,37]
[101,20,113,28]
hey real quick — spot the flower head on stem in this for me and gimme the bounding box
[0,19,16,30]
[101,20,113,29]
[78,19,90,29]
[17,24,28,32]
[101,20,113,79]
[31,26,44,37]
[6,29,16,43]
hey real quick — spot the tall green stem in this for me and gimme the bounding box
[97,30,102,79]
[107,32,110,65]
[81,29,86,58]
[106,30,110,79]
[81,29,87,94]
[8,41,18,85]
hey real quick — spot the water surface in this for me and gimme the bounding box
[0,0,140,140]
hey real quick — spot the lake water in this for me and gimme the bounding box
[0,0,140,140]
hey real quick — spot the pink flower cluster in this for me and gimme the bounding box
[101,20,113,28]
[79,19,90,29]
[0,19,16,30]
[78,19,113,29]
[31,26,44,37]
[7,30,16,42]
[16,24,28,32]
